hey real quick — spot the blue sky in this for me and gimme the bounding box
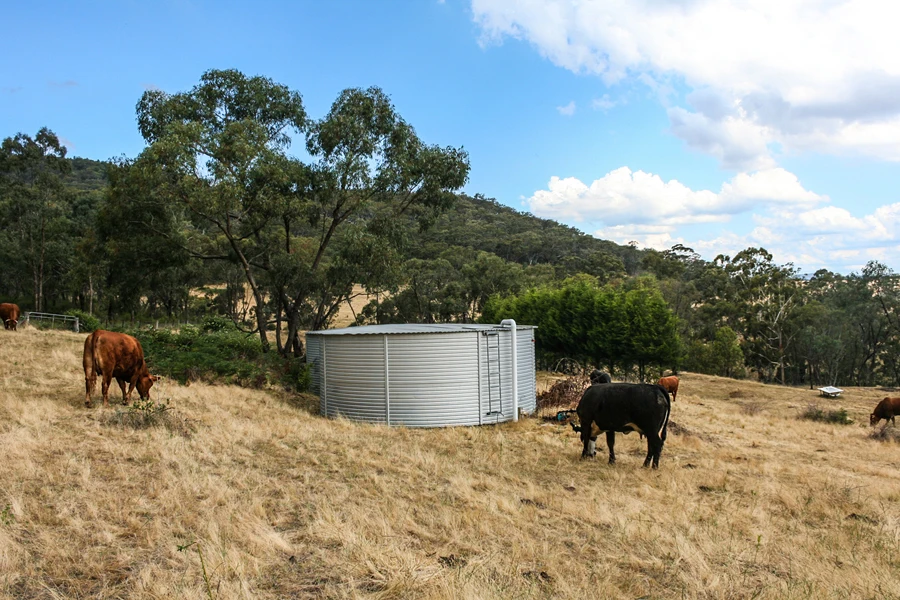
[3,0,900,274]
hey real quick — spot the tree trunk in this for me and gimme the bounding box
[275,298,284,355]
[38,212,45,312]
[226,233,270,352]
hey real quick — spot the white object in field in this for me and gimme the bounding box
[818,386,843,398]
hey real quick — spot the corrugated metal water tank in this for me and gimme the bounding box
[306,323,536,427]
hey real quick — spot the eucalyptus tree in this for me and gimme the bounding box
[131,69,308,351]
[0,128,71,310]
[716,248,803,384]
[273,86,470,352]
[126,72,469,355]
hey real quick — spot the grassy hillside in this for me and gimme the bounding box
[1,328,899,599]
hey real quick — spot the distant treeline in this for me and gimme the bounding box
[3,69,900,387]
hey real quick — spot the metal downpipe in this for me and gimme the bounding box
[500,319,518,422]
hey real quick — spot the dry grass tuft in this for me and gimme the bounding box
[868,423,900,443]
[739,401,764,416]
[101,397,195,438]
[2,329,900,598]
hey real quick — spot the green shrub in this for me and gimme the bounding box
[67,309,101,333]
[200,315,233,333]
[800,404,853,425]
[123,326,308,393]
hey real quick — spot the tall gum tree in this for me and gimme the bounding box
[0,128,71,311]
[132,69,308,351]
[273,86,470,354]
[126,72,469,355]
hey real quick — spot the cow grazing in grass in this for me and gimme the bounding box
[870,397,900,427]
[590,369,611,384]
[657,375,679,402]
[0,303,20,331]
[572,383,671,468]
[83,330,157,408]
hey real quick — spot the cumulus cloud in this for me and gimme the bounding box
[535,170,900,272]
[472,0,900,167]
[527,167,825,227]
[556,100,576,116]
[522,165,900,271]
[592,94,617,111]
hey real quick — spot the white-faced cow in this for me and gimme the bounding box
[572,383,671,469]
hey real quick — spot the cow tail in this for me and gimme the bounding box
[83,332,97,394]
[660,389,671,443]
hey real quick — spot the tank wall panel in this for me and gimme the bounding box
[517,329,537,413]
[306,336,322,394]
[387,333,480,427]
[322,336,386,423]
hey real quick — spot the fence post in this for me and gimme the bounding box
[75,318,79,333]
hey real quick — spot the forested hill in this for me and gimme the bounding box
[57,158,642,278]
[65,157,109,192]
[406,193,642,276]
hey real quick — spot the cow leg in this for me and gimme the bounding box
[117,378,129,405]
[84,373,96,408]
[581,425,596,458]
[101,371,113,408]
[606,431,616,465]
[644,430,663,469]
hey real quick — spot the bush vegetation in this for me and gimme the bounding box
[124,317,309,392]
[482,275,680,380]
[800,404,854,425]
[66,309,100,333]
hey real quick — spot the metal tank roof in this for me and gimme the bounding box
[306,323,535,336]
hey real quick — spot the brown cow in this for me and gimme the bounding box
[870,397,900,427]
[657,375,679,402]
[83,330,157,408]
[0,303,20,331]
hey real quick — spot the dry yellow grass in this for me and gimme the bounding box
[2,327,900,599]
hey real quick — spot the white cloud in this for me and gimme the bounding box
[523,165,900,271]
[527,166,825,227]
[472,0,900,167]
[556,100,576,116]
[592,94,617,111]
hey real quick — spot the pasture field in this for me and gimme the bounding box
[1,328,900,599]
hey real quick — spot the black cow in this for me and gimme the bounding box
[572,383,671,468]
[589,369,611,384]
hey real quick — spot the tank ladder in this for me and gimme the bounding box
[483,331,502,417]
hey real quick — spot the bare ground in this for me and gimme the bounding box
[1,327,899,599]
